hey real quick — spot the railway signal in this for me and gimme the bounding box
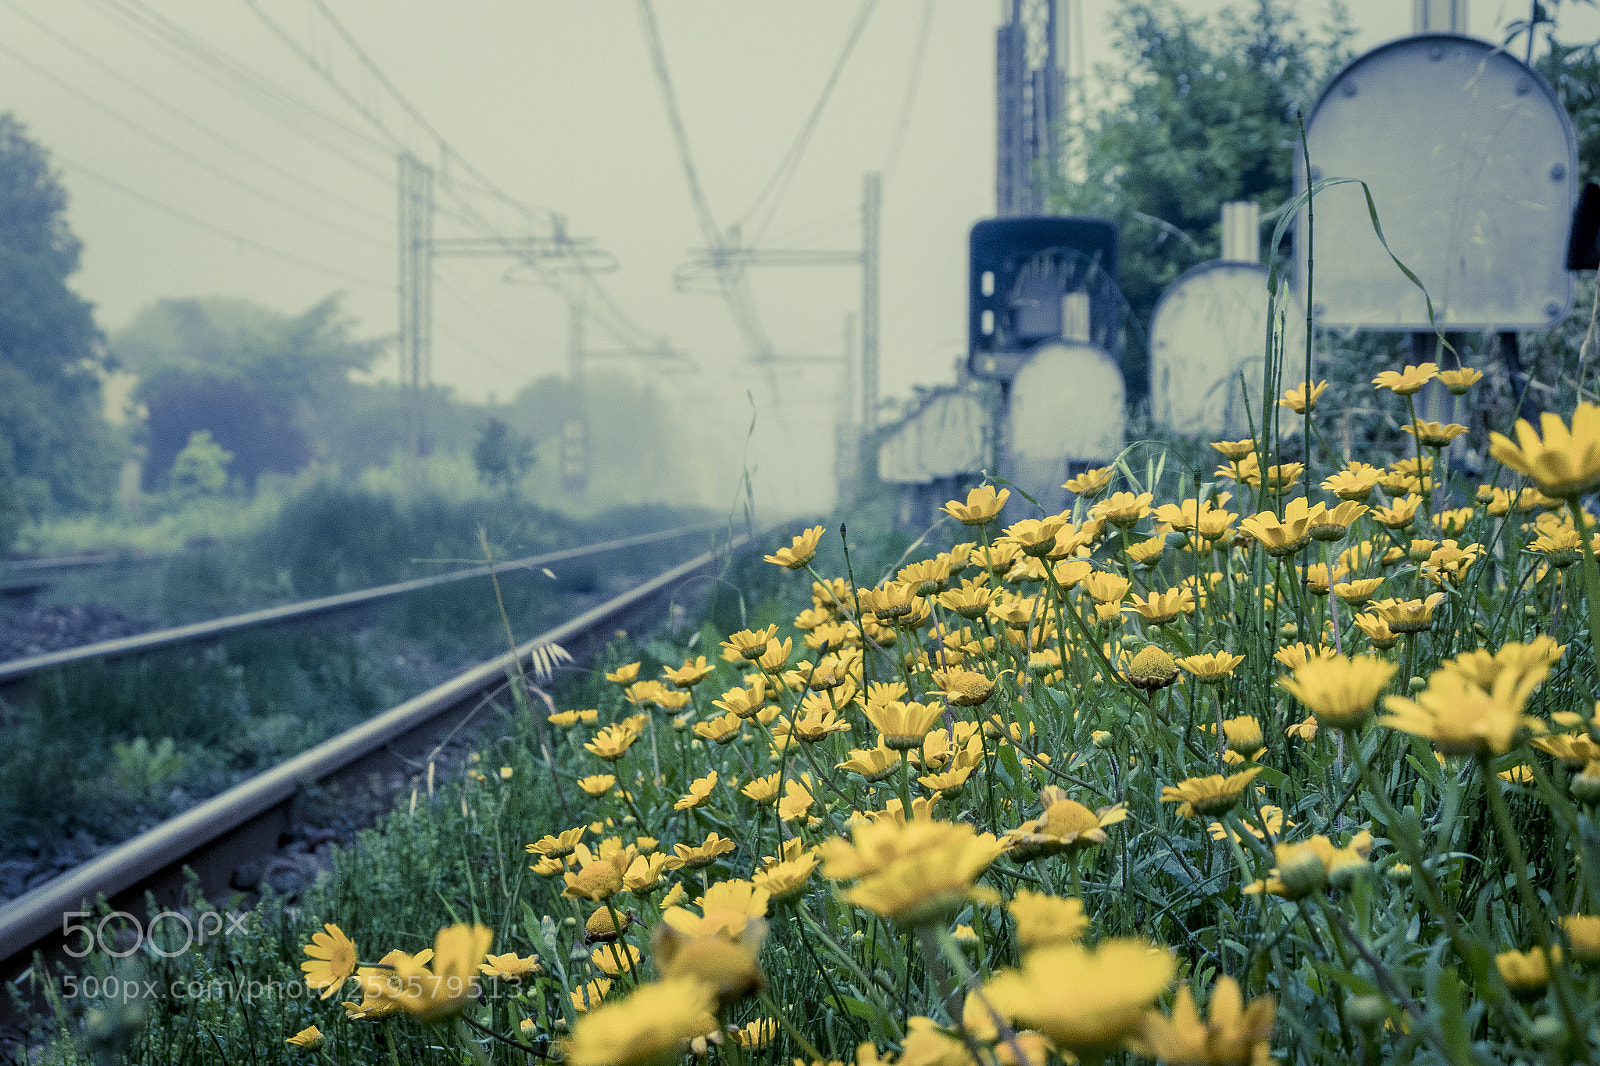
[1150,202,1304,440]
[560,417,589,494]
[964,215,1127,511]
[1293,34,1577,333]
[1293,12,1581,435]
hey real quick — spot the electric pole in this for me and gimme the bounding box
[837,311,858,502]
[398,152,434,456]
[860,171,882,488]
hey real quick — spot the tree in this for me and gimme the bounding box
[472,417,535,498]
[1537,34,1600,186]
[0,113,120,542]
[1050,0,1353,404]
[112,296,383,489]
[168,430,231,500]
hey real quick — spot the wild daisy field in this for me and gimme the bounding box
[32,347,1600,1066]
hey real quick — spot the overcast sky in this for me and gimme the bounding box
[2,0,1593,512]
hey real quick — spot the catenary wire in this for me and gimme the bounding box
[634,0,772,357]
[302,0,556,226]
[881,0,935,187]
[81,0,398,170]
[53,152,391,289]
[250,0,661,354]
[740,0,878,246]
[0,0,393,228]
[0,36,390,248]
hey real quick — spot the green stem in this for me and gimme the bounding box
[452,1017,493,1066]
[759,990,826,1062]
[1345,729,1479,971]
[1477,754,1590,1063]
[1567,496,1600,681]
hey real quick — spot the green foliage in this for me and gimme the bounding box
[503,375,694,501]
[166,431,231,501]
[112,296,382,490]
[472,416,536,498]
[1537,31,1600,184]
[306,380,484,475]
[0,113,122,544]
[1051,0,1353,402]
[108,738,186,799]
[0,481,712,878]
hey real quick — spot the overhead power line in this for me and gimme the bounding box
[0,35,389,248]
[436,321,523,377]
[739,0,878,246]
[241,0,676,367]
[437,272,538,354]
[53,152,390,289]
[305,0,554,228]
[882,0,936,186]
[80,0,396,176]
[1,0,392,227]
[635,0,772,357]
[244,0,555,234]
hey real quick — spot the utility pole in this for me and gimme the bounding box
[837,311,858,503]
[672,173,881,499]
[564,296,589,493]
[395,177,652,489]
[860,171,882,488]
[559,293,691,494]
[398,152,434,456]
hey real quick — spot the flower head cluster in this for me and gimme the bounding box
[1382,641,1555,754]
[818,817,1004,924]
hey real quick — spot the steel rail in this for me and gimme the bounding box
[0,549,182,598]
[0,530,749,973]
[0,522,718,685]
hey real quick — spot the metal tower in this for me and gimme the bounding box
[996,0,1068,216]
[860,170,881,472]
[397,152,435,455]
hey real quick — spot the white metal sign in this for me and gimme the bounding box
[877,388,989,485]
[1007,340,1124,506]
[1294,34,1577,330]
[1151,262,1305,438]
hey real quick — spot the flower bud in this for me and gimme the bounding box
[1344,994,1388,1027]
[1572,763,1600,805]
[1327,857,1371,891]
[1275,845,1328,900]
[1531,1014,1567,1045]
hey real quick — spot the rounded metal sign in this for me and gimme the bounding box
[877,388,989,485]
[1293,33,1577,330]
[1151,262,1305,438]
[1007,340,1125,510]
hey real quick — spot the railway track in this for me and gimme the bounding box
[0,521,718,686]
[0,549,183,602]
[0,528,750,987]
